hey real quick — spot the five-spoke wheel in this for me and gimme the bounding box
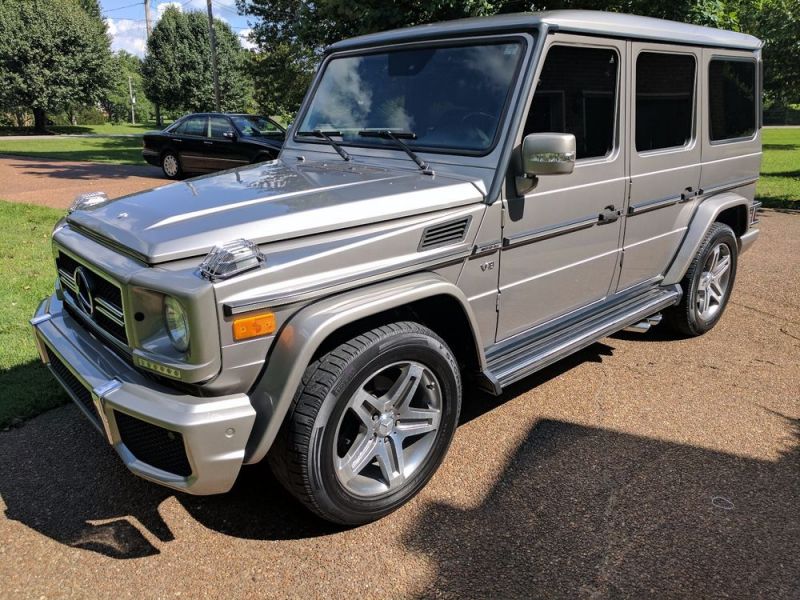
[269,322,461,525]
[666,222,738,336]
[334,362,442,497]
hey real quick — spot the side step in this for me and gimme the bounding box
[484,285,681,391]
[624,313,663,333]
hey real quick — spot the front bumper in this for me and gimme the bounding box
[30,293,256,495]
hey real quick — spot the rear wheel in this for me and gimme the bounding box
[268,321,461,525]
[665,222,738,336]
[161,150,183,179]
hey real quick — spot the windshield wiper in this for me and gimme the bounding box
[296,129,351,161]
[357,130,432,174]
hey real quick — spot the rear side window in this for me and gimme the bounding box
[636,52,696,152]
[524,45,618,160]
[709,59,756,141]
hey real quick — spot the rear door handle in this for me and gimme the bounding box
[204,141,213,145]
[170,138,182,142]
[598,205,621,224]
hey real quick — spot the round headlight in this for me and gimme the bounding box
[163,296,190,352]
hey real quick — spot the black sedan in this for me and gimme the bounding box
[142,113,285,179]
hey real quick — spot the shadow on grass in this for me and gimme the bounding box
[1,342,798,596]
[756,196,800,210]
[0,359,66,429]
[762,143,800,151]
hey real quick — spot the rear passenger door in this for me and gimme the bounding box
[174,115,209,172]
[616,43,702,291]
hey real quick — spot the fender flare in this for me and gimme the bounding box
[243,272,486,464]
[662,192,750,285]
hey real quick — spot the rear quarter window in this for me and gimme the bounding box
[709,59,756,142]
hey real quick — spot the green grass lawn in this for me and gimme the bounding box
[0,135,144,165]
[757,128,800,209]
[0,122,165,136]
[0,201,65,429]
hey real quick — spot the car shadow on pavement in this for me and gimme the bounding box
[1,340,798,597]
[11,158,158,181]
[0,344,614,559]
[402,414,800,599]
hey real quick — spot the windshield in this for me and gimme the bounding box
[296,40,526,154]
[232,115,284,136]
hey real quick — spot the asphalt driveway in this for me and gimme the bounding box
[0,211,797,599]
[0,156,162,207]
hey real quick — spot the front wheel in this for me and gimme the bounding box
[665,222,738,336]
[268,321,462,525]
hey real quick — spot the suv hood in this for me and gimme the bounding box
[66,159,485,264]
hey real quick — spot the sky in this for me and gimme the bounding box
[101,0,255,57]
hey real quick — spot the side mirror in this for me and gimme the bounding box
[223,130,237,140]
[522,132,576,176]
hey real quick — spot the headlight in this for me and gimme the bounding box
[163,296,190,352]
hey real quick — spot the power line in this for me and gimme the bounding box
[102,1,143,14]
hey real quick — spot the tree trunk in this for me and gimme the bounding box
[155,104,162,127]
[33,108,47,133]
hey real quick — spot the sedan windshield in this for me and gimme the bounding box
[297,40,525,154]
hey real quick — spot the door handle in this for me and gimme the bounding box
[598,205,620,224]
[204,141,213,145]
[170,138,182,142]
[680,186,701,201]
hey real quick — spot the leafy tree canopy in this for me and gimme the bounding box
[142,7,252,114]
[0,0,114,130]
[102,51,154,124]
[240,0,799,115]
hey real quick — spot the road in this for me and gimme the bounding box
[0,156,162,207]
[0,211,798,599]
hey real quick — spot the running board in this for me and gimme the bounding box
[483,285,681,391]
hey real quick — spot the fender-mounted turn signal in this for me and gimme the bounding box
[233,313,276,341]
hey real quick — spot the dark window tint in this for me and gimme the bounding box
[178,116,207,137]
[709,59,756,141]
[209,116,233,139]
[524,45,618,160]
[636,53,695,152]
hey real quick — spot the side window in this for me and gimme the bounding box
[209,116,233,139]
[181,116,207,137]
[524,45,618,160]
[635,52,696,152]
[709,59,756,142]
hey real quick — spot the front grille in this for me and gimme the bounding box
[114,411,192,477]
[46,347,99,426]
[55,250,128,344]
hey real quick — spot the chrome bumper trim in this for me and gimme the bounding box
[30,295,256,495]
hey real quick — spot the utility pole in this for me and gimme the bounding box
[206,0,222,112]
[144,0,162,127]
[128,75,136,125]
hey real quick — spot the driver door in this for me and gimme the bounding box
[497,36,627,341]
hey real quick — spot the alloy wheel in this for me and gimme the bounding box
[334,361,442,497]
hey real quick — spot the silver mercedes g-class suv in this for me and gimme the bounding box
[31,11,762,524]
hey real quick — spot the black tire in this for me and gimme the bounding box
[268,321,462,525]
[161,150,183,179]
[665,222,738,336]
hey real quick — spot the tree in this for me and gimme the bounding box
[0,0,114,131]
[238,0,518,116]
[101,51,153,124]
[142,7,251,115]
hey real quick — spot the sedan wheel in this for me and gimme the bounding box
[161,151,182,179]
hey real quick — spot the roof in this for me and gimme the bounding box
[327,10,762,53]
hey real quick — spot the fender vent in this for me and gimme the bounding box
[419,217,471,250]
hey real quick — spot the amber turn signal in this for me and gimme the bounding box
[232,313,276,341]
